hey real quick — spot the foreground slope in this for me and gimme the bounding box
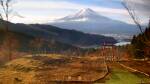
[0,55,107,83]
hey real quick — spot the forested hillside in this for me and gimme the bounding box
[0,20,117,47]
[131,24,150,59]
[0,20,117,60]
[31,24,117,47]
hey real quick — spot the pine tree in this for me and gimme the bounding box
[131,21,150,59]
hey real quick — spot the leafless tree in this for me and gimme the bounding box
[122,0,150,50]
[0,0,20,60]
[0,0,13,31]
[122,0,143,33]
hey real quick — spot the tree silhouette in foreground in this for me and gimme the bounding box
[0,0,20,60]
[122,0,143,33]
[122,0,150,59]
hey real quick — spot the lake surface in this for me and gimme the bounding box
[115,42,131,46]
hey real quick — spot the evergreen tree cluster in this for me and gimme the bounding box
[131,25,150,59]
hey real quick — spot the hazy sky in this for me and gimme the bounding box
[5,0,150,24]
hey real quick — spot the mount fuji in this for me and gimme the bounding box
[59,8,105,22]
[48,8,140,40]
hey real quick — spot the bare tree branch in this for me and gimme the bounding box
[0,0,14,61]
[122,0,143,33]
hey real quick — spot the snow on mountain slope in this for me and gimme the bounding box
[48,8,140,41]
[58,8,111,22]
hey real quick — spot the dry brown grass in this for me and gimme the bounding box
[0,54,107,84]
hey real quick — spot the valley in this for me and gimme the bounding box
[0,0,150,83]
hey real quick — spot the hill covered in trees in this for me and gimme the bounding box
[0,20,117,54]
[130,24,150,59]
[31,24,117,47]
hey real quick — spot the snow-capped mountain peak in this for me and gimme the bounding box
[59,8,101,21]
[48,8,138,40]
[75,8,98,17]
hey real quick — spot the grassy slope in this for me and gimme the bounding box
[104,63,150,84]
[106,68,150,84]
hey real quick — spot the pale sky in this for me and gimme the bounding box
[2,0,149,24]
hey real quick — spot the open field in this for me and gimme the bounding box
[0,54,108,84]
[0,54,150,84]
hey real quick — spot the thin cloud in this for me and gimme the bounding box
[11,0,133,24]
[123,0,150,24]
[125,0,150,17]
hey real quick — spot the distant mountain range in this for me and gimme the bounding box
[48,8,140,40]
[0,20,117,53]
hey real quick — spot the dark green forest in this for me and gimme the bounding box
[130,23,150,59]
